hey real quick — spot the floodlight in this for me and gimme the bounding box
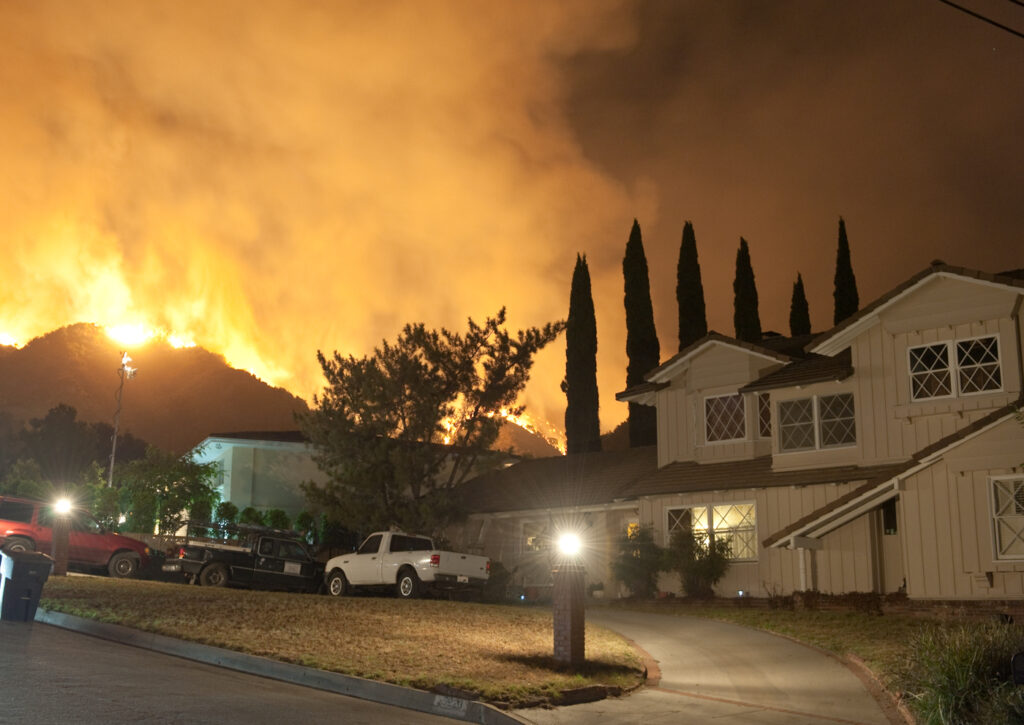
[557,532,582,557]
[54,497,72,516]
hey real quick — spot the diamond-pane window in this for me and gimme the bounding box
[705,394,746,442]
[993,478,1024,559]
[779,398,815,451]
[757,393,772,438]
[909,343,952,400]
[957,337,1001,394]
[819,394,856,447]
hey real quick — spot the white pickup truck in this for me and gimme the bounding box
[324,531,489,599]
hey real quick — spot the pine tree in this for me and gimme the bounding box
[563,253,602,454]
[833,217,859,325]
[676,221,708,351]
[733,238,762,343]
[623,219,660,447]
[789,273,811,336]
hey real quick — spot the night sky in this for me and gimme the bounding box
[1,1,1021,435]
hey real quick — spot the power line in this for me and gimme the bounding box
[938,0,1024,39]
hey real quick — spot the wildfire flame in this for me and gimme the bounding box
[442,408,566,455]
[104,324,196,349]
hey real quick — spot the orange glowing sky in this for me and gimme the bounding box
[1,2,1021,435]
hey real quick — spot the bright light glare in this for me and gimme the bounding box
[105,324,154,347]
[557,532,582,557]
[54,498,72,515]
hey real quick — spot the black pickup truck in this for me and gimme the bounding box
[163,522,324,593]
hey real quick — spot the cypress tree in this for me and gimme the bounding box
[563,253,602,454]
[733,238,762,343]
[833,217,859,325]
[623,219,660,447]
[676,221,707,351]
[789,273,811,336]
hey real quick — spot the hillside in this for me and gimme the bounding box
[0,323,563,458]
[0,324,307,453]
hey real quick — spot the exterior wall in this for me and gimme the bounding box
[641,481,882,597]
[194,439,326,519]
[840,279,1021,467]
[770,379,862,471]
[655,345,782,468]
[899,416,1024,599]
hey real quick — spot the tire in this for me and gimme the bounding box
[396,568,420,599]
[199,563,229,587]
[2,537,34,553]
[326,570,349,597]
[107,552,140,578]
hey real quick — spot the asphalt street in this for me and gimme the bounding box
[0,620,453,725]
[513,607,899,725]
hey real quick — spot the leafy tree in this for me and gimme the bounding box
[833,217,859,325]
[623,220,660,447]
[295,510,318,546]
[563,254,602,454]
[239,506,266,526]
[611,524,664,598]
[789,272,811,336]
[91,484,121,530]
[676,221,708,351]
[667,528,732,598]
[19,404,102,486]
[733,237,762,343]
[0,459,49,499]
[300,308,562,537]
[117,447,219,534]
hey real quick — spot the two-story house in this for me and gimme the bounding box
[453,263,1024,601]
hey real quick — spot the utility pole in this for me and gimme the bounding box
[108,351,137,488]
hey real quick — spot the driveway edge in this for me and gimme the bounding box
[34,607,527,725]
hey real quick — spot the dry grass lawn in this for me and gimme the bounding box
[40,576,644,706]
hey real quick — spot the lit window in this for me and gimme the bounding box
[778,394,856,452]
[666,502,757,561]
[909,336,1001,401]
[523,522,549,553]
[705,394,746,442]
[992,477,1024,560]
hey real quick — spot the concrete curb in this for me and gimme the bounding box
[34,607,527,725]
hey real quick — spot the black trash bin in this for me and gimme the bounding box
[0,549,54,622]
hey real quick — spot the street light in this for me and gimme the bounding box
[107,352,137,488]
[51,497,72,577]
[553,528,585,667]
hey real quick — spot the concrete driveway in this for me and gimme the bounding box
[514,608,900,725]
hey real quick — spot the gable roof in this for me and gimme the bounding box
[810,264,1024,357]
[762,394,1024,548]
[202,430,310,444]
[617,332,794,405]
[458,446,658,514]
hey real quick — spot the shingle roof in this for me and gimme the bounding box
[458,446,658,514]
[740,349,853,393]
[761,394,1024,547]
[623,455,904,499]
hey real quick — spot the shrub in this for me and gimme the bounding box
[611,524,664,598]
[214,501,239,527]
[265,508,291,530]
[481,561,515,603]
[897,621,1024,724]
[666,529,731,598]
[239,506,266,526]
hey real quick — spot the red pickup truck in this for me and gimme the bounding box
[0,495,151,577]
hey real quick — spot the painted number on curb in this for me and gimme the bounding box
[432,694,468,717]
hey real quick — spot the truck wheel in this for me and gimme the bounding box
[396,568,420,599]
[2,537,34,553]
[200,563,229,587]
[327,571,349,597]
[107,552,140,578]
